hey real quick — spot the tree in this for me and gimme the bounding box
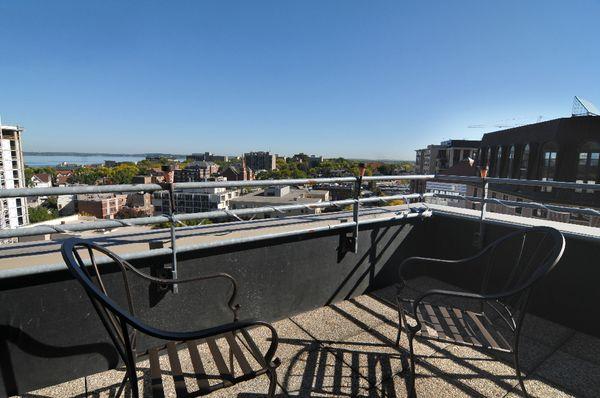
[28,206,59,223]
[72,167,103,185]
[109,163,140,184]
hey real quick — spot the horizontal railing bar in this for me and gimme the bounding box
[0,175,434,199]
[1,193,431,239]
[430,206,600,243]
[0,183,164,199]
[3,174,598,200]
[0,208,432,279]
[436,175,600,191]
[434,193,600,217]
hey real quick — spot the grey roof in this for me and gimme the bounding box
[230,188,328,204]
[185,161,216,169]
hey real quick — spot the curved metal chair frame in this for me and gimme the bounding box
[395,226,565,398]
[61,238,280,397]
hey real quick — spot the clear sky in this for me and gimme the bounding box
[1,1,599,160]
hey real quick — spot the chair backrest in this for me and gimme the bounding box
[479,226,565,309]
[61,238,140,363]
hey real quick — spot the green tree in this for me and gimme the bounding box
[109,163,140,184]
[28,206,59,223]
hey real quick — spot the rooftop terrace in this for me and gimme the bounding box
[18,278,600,397]
[2,175,600,397]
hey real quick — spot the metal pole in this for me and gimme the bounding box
[352,163,367,252]
[476,167,489,249]
[162,165,178,294]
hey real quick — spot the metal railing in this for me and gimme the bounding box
[1,173,600,278]
[2,174,599,242]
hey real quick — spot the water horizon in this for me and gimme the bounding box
[23,154,185,167]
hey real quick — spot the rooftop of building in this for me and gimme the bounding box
[2,175,600,397]
[31,173,52,183]
[0,124,23,132]
[20,278,600,397]
[230,187,329,204]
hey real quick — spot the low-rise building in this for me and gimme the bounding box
[56,194,76,216]
[31,173,52,189]
[76,194,127,219]
[187,152,229,162]
[229,186,330,218]
[55,170,73,186]
[175,161,219,182]
[118,193,154,218]
[28,173,53,206]
[152,178,239,214]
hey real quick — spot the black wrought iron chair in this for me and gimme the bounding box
[395,226,565,397]
[61,238,280,398]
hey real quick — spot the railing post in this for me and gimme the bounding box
[162,165,178,294]
[476,167,489,249]
[351,163,367,253]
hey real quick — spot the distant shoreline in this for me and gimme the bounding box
[24,151,186,157]
[23,152,413,163]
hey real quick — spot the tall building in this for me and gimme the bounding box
[479,114,600,226]
[413,139,480,193]
[244,151,277,171]
[0,123,28,232]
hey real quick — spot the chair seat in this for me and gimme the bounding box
[143,329,270,397]
[400,300,512,352]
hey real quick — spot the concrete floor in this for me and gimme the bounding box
[17,282,600,398]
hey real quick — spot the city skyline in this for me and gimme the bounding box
[1,1,599,159]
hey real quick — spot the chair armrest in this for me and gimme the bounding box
[122,262,240,320]
[398,245,494,282]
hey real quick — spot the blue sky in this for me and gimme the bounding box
[1,1,599,160]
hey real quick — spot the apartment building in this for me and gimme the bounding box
[413,139,480,193]
[187,152,229,162]
[152,178,239,214]
[76,193,127,219]
[174,161,219,182]
[478,114,600,226]
[0,123,28,231]
[244,151,277,171]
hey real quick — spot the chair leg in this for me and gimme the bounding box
[114,373,128,398]
[407,332,417,398]
[513,345,529,398]
[126,363,139,398]
[267,368,278,397]
[396,299,403,347]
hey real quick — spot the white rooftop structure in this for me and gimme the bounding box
[572,96,599,117]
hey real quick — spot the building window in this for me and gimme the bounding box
[507,146,515,178]
[575,141,600,193]
[540,142,558,192]
[533,208,548,218]
[519,144,530,179]
[515,198,523,215]
[493,147,503,177]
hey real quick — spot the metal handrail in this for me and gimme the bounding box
[434,193,600,217]
[0,193,431,239]
[436,175,600,191]
[0,175,434,199]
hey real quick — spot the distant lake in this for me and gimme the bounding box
[23,155,182,167]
